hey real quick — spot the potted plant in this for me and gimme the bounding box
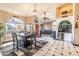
[0,23,4,47]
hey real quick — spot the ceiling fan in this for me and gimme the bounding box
[42,8,56,23]
[39,6,51,20]
[32,3,53,23]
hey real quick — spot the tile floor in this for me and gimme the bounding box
[33,40,79,56]
[1,36,79,56]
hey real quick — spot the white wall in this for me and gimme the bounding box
[74,3,79,45]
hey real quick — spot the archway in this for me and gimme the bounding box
[58,20,72,41]
[58,20,72,33]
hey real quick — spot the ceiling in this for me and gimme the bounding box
[0,3,64,17]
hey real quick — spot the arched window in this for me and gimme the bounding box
[6,18,24,33]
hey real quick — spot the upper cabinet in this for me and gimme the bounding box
[56,3,73,18]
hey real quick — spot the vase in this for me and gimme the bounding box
[75,22,78,28]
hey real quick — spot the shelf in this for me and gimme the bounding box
[56,3,73,18]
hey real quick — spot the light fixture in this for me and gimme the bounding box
[43,11,49,20]
[32,3,39,23]
[43,11,47,20]
[33,3,37,16]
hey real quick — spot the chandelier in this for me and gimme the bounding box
[33,3,39,23]
[33,3,37,16]
[43,11,50,20]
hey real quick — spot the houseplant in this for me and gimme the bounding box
[0,23,4,47]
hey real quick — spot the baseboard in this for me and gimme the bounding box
[73,43,79,46]
[2,40,13,44]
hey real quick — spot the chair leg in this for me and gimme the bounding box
[34,38,37,47]
[30,41,32,49]
[13,42,15,50]
[30,45,32,49]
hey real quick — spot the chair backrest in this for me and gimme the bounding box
[12,32,19,51]
[31,32,35,37]
[31,32,36,41]
[12,32,18,42]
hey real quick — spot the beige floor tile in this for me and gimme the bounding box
[54,52,62,56]
[57,48,62,51]
[14,50,24,56]
[63,49,69,52]
[33,39,79,56]
[70,53,78,56]
[45,51,55,56]
[62,51,70,54]
[69,49,78,53]
[55,50,62,54]
[63,53,70,56]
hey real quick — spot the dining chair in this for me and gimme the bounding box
[23,34,33,49]
[12,32,24,51]
[31,32,37,47]
[12,32,19,51]
[23,32,37,49]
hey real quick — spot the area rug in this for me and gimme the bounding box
[1,40,48,56]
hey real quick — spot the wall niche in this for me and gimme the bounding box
[56,3,73,18]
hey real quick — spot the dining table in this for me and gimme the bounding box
[17,32,36,48]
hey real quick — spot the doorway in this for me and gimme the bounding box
[35,24,40,37]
